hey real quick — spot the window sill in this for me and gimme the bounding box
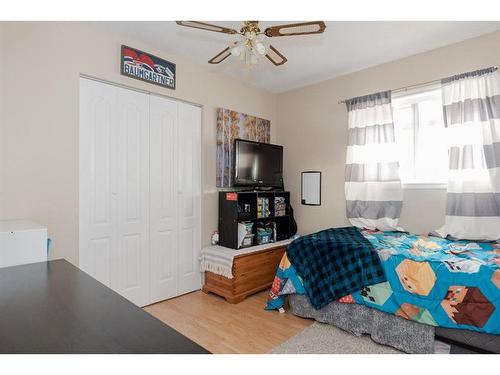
[402,183,447,190]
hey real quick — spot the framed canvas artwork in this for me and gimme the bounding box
[216,108,270,187]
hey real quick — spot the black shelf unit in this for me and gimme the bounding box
[218,190,291,249]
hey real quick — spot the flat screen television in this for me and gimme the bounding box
[233,139,284,187]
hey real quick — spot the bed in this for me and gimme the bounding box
[266,228,500,353]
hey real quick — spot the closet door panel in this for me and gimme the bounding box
[79,78,118,288]
[149,95,179,303]
[81,79,202,306]
[115,86,150,307]
[177,102,202,295]
[80,78,150,307]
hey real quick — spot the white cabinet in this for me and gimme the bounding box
[79,78,201,307]
[0,220,48,268]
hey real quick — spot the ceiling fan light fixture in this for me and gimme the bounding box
[177,20,326,67]
[255,42,266,55]
[230,38,266,65]
[231,44,243,57]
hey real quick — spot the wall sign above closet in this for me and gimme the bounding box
[121,45,176,90]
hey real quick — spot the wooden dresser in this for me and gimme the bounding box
[202,242,288,304]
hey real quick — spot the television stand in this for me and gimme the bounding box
[218,190,291,249]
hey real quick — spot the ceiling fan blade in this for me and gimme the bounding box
[265,45,287,66]
[208,47,232,64]
[176,21,238,35]
[264,21,326,37]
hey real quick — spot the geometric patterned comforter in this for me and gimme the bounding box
[266,229,500,335]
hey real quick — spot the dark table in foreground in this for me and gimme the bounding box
[0,259,209,354]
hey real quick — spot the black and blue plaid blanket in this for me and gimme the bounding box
[286,227,387,310]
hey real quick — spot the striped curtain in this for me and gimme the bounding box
[436,67,500,241]
[345,91,403,231]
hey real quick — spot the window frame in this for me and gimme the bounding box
[392,83,448,190]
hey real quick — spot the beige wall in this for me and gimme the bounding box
[277,30,500,235]
[2,23,500,266]
[0,22,277,265]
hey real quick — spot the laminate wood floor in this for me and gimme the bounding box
[144,290,313,354]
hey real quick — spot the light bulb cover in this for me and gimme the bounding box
[231,46,241,57]
[255,42,266,55]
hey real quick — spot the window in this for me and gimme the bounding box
[392,84,448,187]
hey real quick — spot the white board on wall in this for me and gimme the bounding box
[301,171,321,206]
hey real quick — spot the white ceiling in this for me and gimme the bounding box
[98,21,500,93]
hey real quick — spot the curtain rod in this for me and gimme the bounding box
[337,65,499,105]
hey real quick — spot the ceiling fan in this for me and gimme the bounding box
[175,21,326,66]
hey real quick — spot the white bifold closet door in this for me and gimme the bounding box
[149,95,202,303]
[79,78,150,307]
[79,77,201,307]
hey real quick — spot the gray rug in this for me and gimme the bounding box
[270,322,451,354]
[270,322,402,354]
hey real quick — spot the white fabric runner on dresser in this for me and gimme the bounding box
[200,239,293,279]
